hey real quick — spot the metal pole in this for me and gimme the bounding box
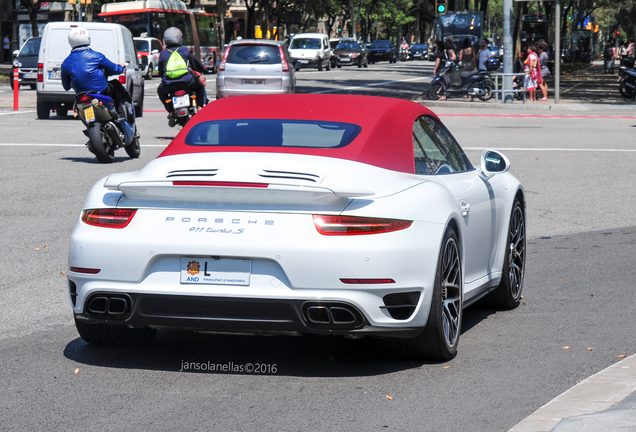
[78,0,82,23]
[555,0,560,104]
[503,0,513,102]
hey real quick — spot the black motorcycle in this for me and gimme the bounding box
[74,81,140,164]
[167,89,199,127]
[618,57,636,99]
[428,59,497,101]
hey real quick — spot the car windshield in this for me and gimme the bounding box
[19,38,40,56]
[371,41,390,48]
[185,119,361,148]
[226,45,281,64]
[290,38,321,50]
[335,42,360,50]
[134,39,149,52]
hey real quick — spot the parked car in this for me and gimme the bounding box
[408,43,429,61]
[332,40,368,68]
[368,40,397,63]
[134,36,163,79]
[288,33,332,71]
[68,93,525,361]
[36,22,144,120]
[11,37,40,90]
[216,39,296,99]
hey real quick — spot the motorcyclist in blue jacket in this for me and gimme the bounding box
[157,27,207,127]
[61,26,129,116]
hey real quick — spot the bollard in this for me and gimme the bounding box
[13,69,19,111]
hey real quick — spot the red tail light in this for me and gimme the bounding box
[37,63,43,82]
[218,46,230,72]
[77,94,93,104]
[279,45,289,72]
[313,215,412,236]
[174,90,186,96]
[119,74,126,85]
[82,209,137,228]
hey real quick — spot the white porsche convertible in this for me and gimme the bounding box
[68,94,525,360]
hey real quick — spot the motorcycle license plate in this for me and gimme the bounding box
[84,106,96,123]
[172,94,190,109]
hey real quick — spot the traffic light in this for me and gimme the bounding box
[436,0,447,14]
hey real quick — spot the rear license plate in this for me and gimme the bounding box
[242,79,264,85]
[84,106,95,123]
[299,60,308,64]
[172,94,190,109]
[23,72,37,79]
[181,258,251,286]
[48,70,61,80]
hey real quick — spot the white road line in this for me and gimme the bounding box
[0,143,168,147]
[0,110,36,116]
[463,147,636,152]
[312,76,428,94]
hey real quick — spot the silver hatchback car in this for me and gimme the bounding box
[216,39,296,99]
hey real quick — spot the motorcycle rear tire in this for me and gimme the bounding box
[478,83,494,101]
[88,125,115,164]
[125,135,141,159]
[427,83,445,100]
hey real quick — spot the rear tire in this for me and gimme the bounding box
[409,228,462,361]
[74,317,156,346]
[478,82,493,101]
[135,86,144,118]
[490,199,526,309]
[145,63,153,80]
[318,61,323,71]
[36,100,50,119]
[619,79,635,98]
[88,124,115,164]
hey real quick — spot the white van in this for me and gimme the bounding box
[288,33,332,71]
[36,22,144,120]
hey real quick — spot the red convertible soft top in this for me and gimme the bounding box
[159,94,438,174]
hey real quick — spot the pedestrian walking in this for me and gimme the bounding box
[459,38,474,71]
[627,39,635,59]
[524,44,540,102]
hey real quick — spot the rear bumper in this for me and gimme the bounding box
[37,91,76,105]
[73,293,422,338]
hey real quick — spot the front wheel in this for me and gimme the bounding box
[125,135,141,159]
[490,199,526,309]
[619,79,636,98]
[427,82,445,100]
[88,124,115,164]
[410,228,462,361]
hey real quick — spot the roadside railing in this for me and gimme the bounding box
[491,72,527,103]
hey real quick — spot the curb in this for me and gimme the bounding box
[509,354,636,432]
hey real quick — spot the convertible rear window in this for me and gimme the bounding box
[184,119,361,148]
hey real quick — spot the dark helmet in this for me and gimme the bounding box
[163,27,183,47]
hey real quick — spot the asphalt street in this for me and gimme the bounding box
[1,61,635,431]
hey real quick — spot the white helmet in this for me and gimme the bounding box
[68,27,90,48]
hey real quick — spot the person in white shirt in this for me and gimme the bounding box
[478,39,491,71]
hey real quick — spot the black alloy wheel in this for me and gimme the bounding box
[427,83,445,100]
[490,199,526,308]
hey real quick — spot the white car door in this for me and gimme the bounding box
[413,116,503,297]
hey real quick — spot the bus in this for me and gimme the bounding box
[98,0,221,72]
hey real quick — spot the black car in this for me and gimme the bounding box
[11,37,41,90]
[332,41,369,68]
[408,44,429,61]
[368,40,397,64]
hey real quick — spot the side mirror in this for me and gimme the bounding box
[13,49,19,56]
[479,149,510,181]
[151,49,159,54]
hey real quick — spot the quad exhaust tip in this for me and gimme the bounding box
[303,302,363,329]
[86,294,131,319]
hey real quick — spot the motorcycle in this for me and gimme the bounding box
[74,80,140,164]
[399,47,409,61]
[618,57,636,99]
[428,59,497,101]
[167,89,199,127]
